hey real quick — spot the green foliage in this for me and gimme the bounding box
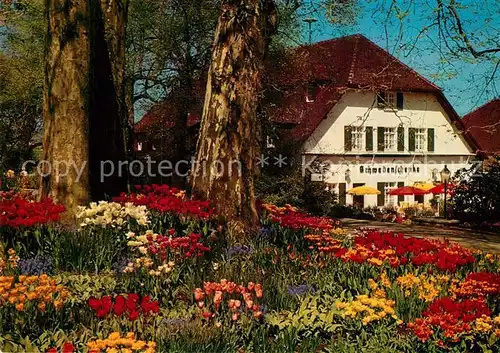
[256,150,338,217]
[452,158,500,225]
[0,0,44,172]
[56,273,118,304]
[266,294,341,335]
[329,204,376,219]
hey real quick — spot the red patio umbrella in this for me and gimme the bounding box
[388,186,429,196]
[428,183,455,194]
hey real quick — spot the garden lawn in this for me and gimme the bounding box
[1,185,500,352]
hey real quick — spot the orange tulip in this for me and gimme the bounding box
[255,284,263,298]
[194,288,205,301]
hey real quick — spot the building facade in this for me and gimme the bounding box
[302,90,475,207]
[134,34,479,206]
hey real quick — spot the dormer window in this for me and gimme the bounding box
[306,84,316,103]
[377,91,404,110]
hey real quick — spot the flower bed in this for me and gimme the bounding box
[1,184,500,352]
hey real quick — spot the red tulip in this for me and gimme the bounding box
[62,343,75,353]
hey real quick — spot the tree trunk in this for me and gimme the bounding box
[88,0,128,200]
[101,0,131,165]
[41,0,91,217]
[191,0,277,236]
[41,0,129,217]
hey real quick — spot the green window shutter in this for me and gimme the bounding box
[377,182,385,206]
[377,92,386,108]
[397,182,405,203]
[409,128,416,152]
[339,183,346,205]
[427,128,435,152]
[396,92,404,110]
[397,126,405,152]
[365,126,373,151]
[344,126,352,152]
[377,127,385,151]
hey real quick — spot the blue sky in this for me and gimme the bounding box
[297,0,499,116]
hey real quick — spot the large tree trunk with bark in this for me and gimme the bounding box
[41,0,129,217]
[191,0,277,237]
[41,0,91,217]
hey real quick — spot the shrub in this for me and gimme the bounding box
[255,152,338,217]
[452,158,500,225]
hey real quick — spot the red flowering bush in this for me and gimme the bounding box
[408,297,491,342]
[0,193,65,227]
[262,203,340,231]
[88,293,159,320]
[453,272,500,298]
[113,184,213,219]
[304,232,343,253]
[46,343,75,353]
[194,279,264,322]
[321,230,476,272]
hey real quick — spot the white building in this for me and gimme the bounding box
[268,34,477,208]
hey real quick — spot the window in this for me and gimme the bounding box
[377,91,399,110]
[351,126,365,151]
[415,128,426,151]
[384,182,397,206]
[306,84,316,102]
[384,127,396,151]
[385,92,396,110]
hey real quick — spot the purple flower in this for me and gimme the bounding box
[287,284,314,296]
[259,226,274,238]
[18,255,53,275]
[226,245,253,259]
[112,256,131,274]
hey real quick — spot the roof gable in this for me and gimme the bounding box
[462,99,500,155]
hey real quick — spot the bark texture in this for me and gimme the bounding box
[41,0,91,217]
[41,0,129,217]
[191,0,277,233]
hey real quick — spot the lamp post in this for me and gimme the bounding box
[303,18,317,44]
[440,165,451,219]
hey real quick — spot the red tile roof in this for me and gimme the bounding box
[271,34,440,92]
[265,34,451,143]
[135,34,474,148]
[462,99,500,155]
[134,83,205,134]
